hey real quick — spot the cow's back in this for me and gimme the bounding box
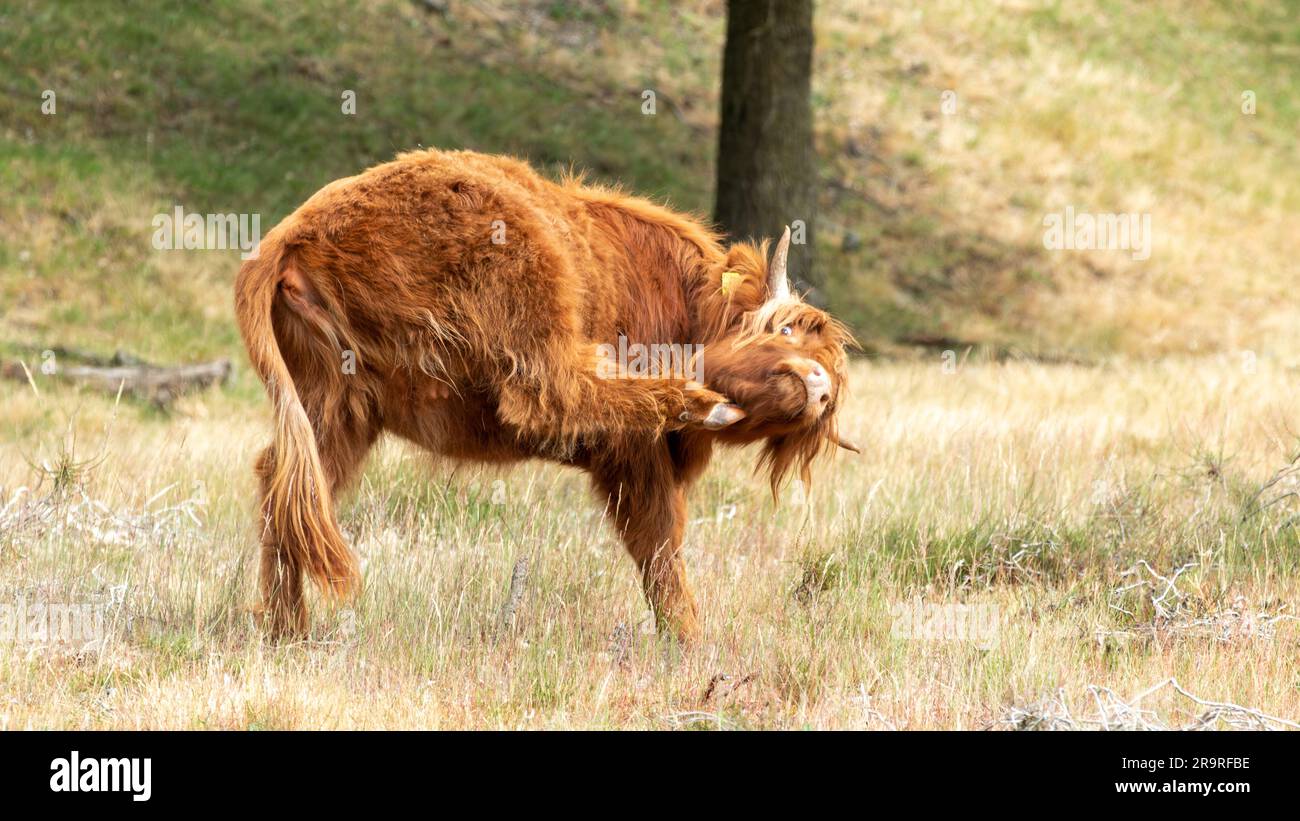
[272,150,697,372]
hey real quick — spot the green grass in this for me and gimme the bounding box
[0,0,713,363]
[4,0,1298,364]
[1,0,713,214]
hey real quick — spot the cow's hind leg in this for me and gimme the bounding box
[593,450,700,644]
[495,342,742,444]
[468,247,743,440]
[254,445,305,638]
[255,407,378,640]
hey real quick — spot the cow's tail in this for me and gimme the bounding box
[235,240,359,600]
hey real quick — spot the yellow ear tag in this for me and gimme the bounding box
[720,270,743,297]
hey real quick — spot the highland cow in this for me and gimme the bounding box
[235,149,855,643]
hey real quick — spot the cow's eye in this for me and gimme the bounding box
[779,326,794,336]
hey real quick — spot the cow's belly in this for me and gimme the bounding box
[383,381,585,469]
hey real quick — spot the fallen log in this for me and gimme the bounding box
[3,349,231,407]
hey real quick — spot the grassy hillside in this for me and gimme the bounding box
[820,0,1300,358]
[0,0,711,365]
[2,0,1297,367]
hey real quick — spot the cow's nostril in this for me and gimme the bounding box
[819,393,830,404]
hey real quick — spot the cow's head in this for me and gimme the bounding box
[698,226,858,492]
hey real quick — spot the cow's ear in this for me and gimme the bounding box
[718,245,768,312]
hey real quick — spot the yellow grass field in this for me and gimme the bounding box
[4,356,1298,729]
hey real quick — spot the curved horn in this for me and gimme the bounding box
[767,225,791,300]
[831,432,861,454]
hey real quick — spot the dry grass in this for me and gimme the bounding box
[3,356,1298,729]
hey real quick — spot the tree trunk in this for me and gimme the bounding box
[714,0,817,286]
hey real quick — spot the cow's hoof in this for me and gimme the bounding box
[702,403,746,430]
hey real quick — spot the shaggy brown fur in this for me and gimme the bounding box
[235,148,853,642]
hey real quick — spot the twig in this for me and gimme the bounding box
[2,351,231,408]
[998,678,1299,731]
[496,556,530,635]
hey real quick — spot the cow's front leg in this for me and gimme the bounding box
[593,454,700,644]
